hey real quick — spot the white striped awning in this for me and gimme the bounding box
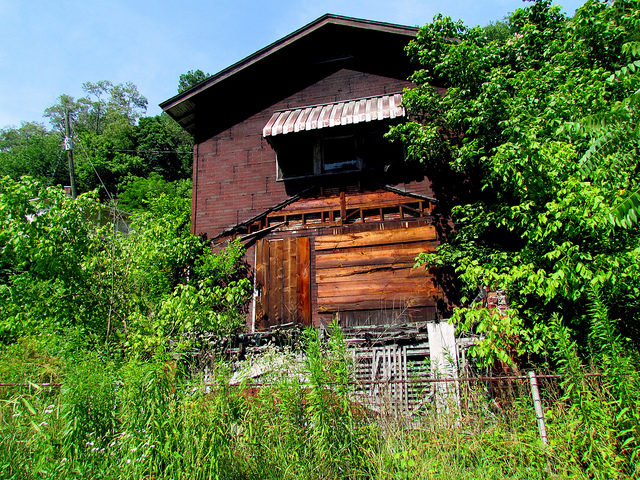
[263,93,404,137]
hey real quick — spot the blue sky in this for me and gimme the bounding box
[0,0,586,130]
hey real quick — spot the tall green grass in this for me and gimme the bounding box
[0,327,636,479]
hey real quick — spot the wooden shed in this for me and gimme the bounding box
[161,14,447,332]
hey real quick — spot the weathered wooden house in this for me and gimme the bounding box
[161,14,446,334]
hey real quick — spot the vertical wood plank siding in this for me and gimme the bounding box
[256,237,311,328]
[296,237,312,325]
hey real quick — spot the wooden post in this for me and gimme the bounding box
[528,371,548,445]
[403,345,408,414]
[427,321,460,415]
[296,237,311,326]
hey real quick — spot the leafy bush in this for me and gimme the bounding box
[116,173,192,213]
[393,0,640,364]
[0,177,251,356]
[0,177,108,342]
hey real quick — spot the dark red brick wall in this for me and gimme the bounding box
[192,68,432,238]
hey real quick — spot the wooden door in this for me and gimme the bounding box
[255,237,311,330]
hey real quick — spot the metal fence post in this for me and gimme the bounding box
[528,370,548,445]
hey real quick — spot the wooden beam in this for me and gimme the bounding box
[255,239,269,330]
[284,238,297,322]
[315,225,436,250]
[315,242,434,269]
[268,239,284,325]
[296,237,311,326]
[316,262,418,281]
[317,296,438,312]
[317,278,438,297]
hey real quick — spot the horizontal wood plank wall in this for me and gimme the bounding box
[314,225,439,324]
[315,226,436,250]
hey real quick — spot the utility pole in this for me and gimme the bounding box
[64,111,77,199]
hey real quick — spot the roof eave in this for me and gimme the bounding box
[159,14,418,112]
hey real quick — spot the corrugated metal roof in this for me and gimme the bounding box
[263,93,404,137]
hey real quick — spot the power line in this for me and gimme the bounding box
[84,147,191,155]
[70,123,114,204]
[49,150,64,183]
[70,133,134,231]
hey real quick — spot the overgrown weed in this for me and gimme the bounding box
[0,326,638,479]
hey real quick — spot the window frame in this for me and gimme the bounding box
[275,133,365,181]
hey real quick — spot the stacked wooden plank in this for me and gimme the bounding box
[315,225,440,316]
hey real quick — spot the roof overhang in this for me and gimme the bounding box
[160,14,418,141]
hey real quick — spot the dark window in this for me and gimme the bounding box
[272,125,403,180]
[321,136,358,173]
[275,136,314,179]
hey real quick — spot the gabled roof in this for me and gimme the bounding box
[160,14,418,141]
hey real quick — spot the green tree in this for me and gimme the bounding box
[117,173,192,213]
[0,122,66,185]
[72,122,142,195]
[134,113,193,180]
[390,0,640,359]
[178,69,210,93]
[2,81,192,201]
[575,40,640,228]
[0,177,107,342]
[0,176,250,353]
[72,113,193,199]
[393,7,640,471]
[44,81,148,134]
[482,20,510,42]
